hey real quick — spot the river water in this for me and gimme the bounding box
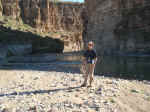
[60,54,150,80]
[4,53,150,80]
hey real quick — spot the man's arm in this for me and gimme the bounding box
[93,50,97,65]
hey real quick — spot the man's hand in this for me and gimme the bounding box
[94,57,97,65]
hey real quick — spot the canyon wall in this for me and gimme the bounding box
[19,0,83,33]
[1,0,20,19]
[0,0,84,52]
[84,0,150,55]
[0,0,2,16]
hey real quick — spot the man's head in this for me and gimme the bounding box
[87,41,94,50]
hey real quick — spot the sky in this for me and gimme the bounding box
[61,0,84,3]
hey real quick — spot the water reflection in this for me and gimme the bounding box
[61,55,150,80]
[95,56,150,80]
[6,53,150,80]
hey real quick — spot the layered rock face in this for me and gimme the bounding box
[20,0,84,52]
[1,0,20,19]
[84,0,150,55]
[0,0,84,52]
[0,0,2,16]
[1,0,83,32]
[20,1,83,32]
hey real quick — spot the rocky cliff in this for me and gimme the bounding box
[0,0,84,52]
[84,0,150,55]
[19,0,83,33]
[0,0,2,16]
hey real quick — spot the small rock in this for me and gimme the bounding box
[28,106,37,111]
[71,78,76,81]
[75,94,79,97]
[33,77,39,80]
[48,108,57,112]
[83,101,89,106]
[104,100,108,104]
[87,109,96,112]
[95,88,102,94]
[63,84,68,86]
[143,80,150,85]
[2,108,10,112]
[112,80,118,85]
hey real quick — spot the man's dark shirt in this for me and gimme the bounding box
[83,49,97,64]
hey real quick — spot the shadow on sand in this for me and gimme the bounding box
[0,86,81,97]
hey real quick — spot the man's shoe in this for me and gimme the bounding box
[87,85,92,88]
[81,83,87,87]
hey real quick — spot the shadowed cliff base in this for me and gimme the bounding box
[0,25,64,55]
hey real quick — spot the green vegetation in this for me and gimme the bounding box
[109,98,115,103]
[147,97,150,102]
[1,16,33,32]
[131,89,139,93]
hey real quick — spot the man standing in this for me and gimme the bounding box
[81,41,97,87]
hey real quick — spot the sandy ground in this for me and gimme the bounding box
[0,65,150,112]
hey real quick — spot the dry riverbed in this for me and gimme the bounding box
[0,65,150,112]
